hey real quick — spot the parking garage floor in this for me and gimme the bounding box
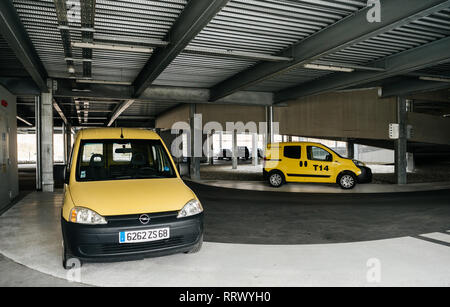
[1,184,449,286]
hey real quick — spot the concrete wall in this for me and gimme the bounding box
[155,104,190,130]
[155,104,266,130]
[408,112,450,145]
[274,89,397,141]
[0,85,19,209]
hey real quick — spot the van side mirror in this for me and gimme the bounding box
[64,166,70,185]
[178,162,189,177]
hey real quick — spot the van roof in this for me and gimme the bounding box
[77,128,161,140]
[267,142,324,147]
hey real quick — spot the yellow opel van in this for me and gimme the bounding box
[61,128,203,269]
[263,142,372,189]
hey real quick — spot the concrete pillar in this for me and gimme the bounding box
[40,80,54,192]
[407,153,415,173]
[252,133,258,166]
[354,144,360,160]
[265,105,273,146]
[232,129,238,170]
[395,97,407,185]
[63,123,72,164]
[208,132,214,166]
[189,104,201,180]
[218,130,223,157]
[347,140,355,159]
[35,96,42,191]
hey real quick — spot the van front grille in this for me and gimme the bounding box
[79,235,197,256]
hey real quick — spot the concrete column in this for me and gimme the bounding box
[218,130,223,157]
[208,132,214,166]
[35,96,42,191]
[265,105,273,146]
[407,153,415,173]
[354,144,360,160]
[395,97,407,185]
[40,80,54,192]
[252,133,258,166]
[347,140,355,159]
[63,123,72,164]
[232,129,238,170]
[189,104,201,180]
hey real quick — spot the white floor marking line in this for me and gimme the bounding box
[419,232,450,244]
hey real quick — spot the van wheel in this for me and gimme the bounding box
[338,173,356,189]
[186,235,203,254]
[268,171,285,188]
[62,240,81,270]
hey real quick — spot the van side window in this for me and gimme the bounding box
[82,143,104,162]
[307,146,332,162]
[283,146,301,159]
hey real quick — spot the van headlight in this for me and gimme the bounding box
[70,207,107,225]
[177,199,203,218]
[353,160,366,167]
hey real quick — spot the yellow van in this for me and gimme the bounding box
[263,142,372,189]
[61,128,203,269]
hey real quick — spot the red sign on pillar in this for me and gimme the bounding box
[1,100,7,107]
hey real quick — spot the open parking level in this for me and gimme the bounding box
[1,0,450,290]
[1,190,449,287]
[188,179,450,194]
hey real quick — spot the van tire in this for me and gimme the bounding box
[337,172,357,190]
[268,170,285,188]
[186,235,203,254]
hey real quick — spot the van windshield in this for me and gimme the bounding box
[76,139,176,182]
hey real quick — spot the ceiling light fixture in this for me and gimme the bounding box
[419,76,450,83]
[304,63,354,73]
[72,42,154,53]
[76,79,132,86]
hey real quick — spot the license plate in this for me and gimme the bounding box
[119,228,170,244]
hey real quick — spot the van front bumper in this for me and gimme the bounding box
[61,212,203,262]
[357,166,373,184]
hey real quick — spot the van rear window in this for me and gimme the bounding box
[76,139,176,182]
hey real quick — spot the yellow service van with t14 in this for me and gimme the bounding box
[61,128,203,269]
[263,142,372,189]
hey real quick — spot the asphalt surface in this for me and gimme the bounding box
[185,181,450,245]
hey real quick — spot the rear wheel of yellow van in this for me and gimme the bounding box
[268,170,285,188]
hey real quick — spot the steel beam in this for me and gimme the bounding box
[275,37,450,103]
[53,79,274,106]
[0,77,40,95]
[0,0,48,92]
[133,0,230,98]
[210,0,450,101]
[381,78,450,98]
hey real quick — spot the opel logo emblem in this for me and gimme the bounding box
[139,214,150,225]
